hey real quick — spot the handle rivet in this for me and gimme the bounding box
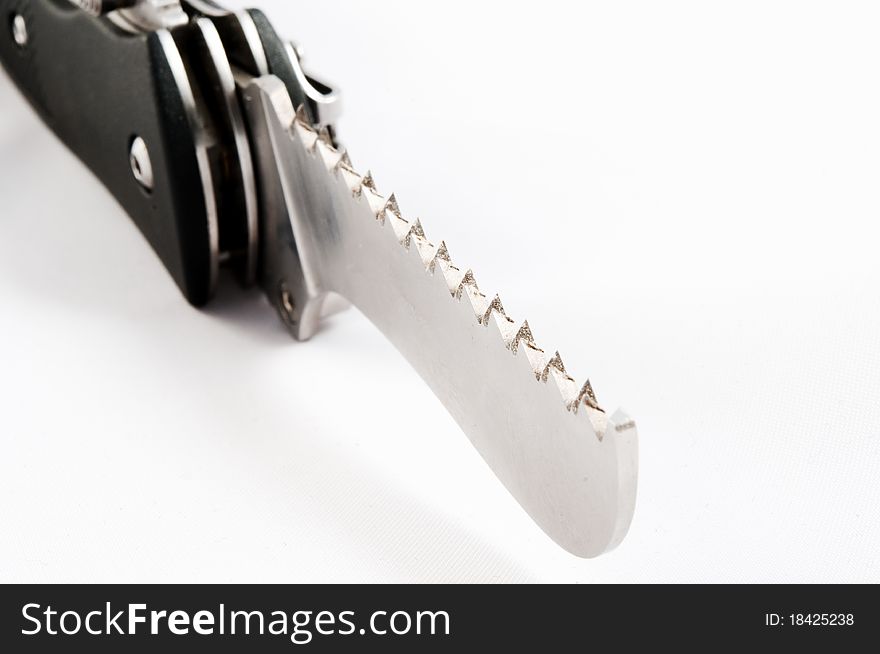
[11,14,27,47]
[129,136,154,192]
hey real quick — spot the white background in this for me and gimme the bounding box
[1,0,878,583]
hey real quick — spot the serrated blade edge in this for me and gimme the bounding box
[243,76,638,557]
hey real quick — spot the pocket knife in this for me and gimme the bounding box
[0,0,638,557]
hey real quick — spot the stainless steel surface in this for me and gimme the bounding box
[183,4,270,77]
[107,1,189,32]
[243,79,326,339]
[234,10,270,75]
[11,14,27,47]
[277,281,297,328]
[128,135,154,192]
[225,9,270,76]
[289,40,306,61]
[241,76,639,557]
[284,42,342,130]
[49,0,639,556]
[155,28,220,294]
[192,17,259,283]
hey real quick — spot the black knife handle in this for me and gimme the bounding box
[0,0,215,305]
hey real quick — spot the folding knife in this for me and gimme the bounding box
[0,0,638,557]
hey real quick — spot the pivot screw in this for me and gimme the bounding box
[11,14,27,47]
[129,136,154,192]
[278,282,297,326]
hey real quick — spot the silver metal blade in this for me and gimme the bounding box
[242,76,638,557]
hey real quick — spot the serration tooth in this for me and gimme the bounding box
[510,320,534,353]
[410,218,425,238]
[453,269,478,299]
[547,368,579,409]
[541,351,566,382]
[292,105,318,150]
[449,278,482,326]
[481,294,506,325]
[440,261,480,297]
[435,241,450,261]
[576,379,600,411]
[363,187,387,218]
[429,256,456,295]
[384,193,401,217]
[382,194,407,233]
[315,138,343,171]
[406,232,431,268]
[586,406,609,439]
[575,379,607,434]
[339,165,363,194]
[402,219,425,248]
[293,119,318,150]
[361,170,377,191]
[540,352,585,411]
[385,206,411,242]
[521,342,546,379]
[440,263,463,295]
[294,103,310,126]
[317,126,333,146]
[387,215,410,241]
[487,309,517,344]
[463,283,490,320]
[412,235,438,268]
[336,150,353,171]
[428,240,451,273]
